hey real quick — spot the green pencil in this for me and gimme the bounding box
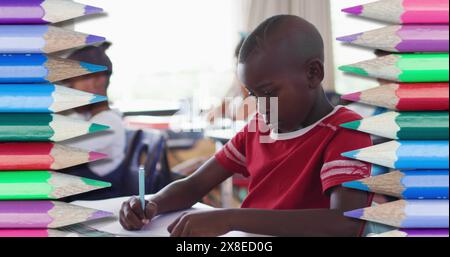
[0,114,109,142]
[339,53,449,82]
[340,111,449,140]
[0,171,111,200]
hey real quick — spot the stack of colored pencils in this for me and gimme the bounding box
[0,0,114,236]
[338,0,449,237]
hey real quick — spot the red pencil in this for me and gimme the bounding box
[342,82,449,111]
[0,143,107,170]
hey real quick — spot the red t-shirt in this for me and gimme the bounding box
[215,106,373,209]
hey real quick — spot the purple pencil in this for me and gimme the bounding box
[370,228,449,237]
[0,201,112,229]
[0,0,103,24]
[337,25,449,53]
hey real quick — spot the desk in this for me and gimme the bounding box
[72,196,265,237]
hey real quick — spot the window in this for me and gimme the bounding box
[75,0,240,112]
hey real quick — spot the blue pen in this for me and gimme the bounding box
[139,166,145,211]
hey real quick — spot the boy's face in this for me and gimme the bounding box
[238,50,318,133]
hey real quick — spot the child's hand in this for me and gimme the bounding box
[167,209,232,237]
[119,197,158,231]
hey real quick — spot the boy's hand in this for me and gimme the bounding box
[119,197,158,231]
[168,209,232,237]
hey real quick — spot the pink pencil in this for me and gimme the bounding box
[342,0,449,24]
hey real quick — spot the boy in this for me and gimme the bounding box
[120,15,373,236]
[63,43,126,192]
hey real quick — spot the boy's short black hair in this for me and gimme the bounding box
[239,15,324,65]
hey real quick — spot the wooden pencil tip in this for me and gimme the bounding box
[341,150,359,159]
[88,123,110,134]
[341,92,362,102]
[344,208,364,219]
[342,5,363,15]
[342,180,369,192]
[89,151,108,162]
[340,120,361,130]
[336,33,361,43]
[86,35,106,45]
[339,65,369,77]
[90,95,108,104]
[84,5,104,15]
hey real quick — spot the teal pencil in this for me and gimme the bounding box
[0,113,109,142]
[340,111,449,140]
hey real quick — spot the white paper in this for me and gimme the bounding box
[72,196,264,237]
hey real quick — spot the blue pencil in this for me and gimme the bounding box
[343,170,449,199]
[342,140,449,169]
[0,54,106,83]
[0,84,107,113]
[139,166,145,211]
[0,25,105,53]
[345,200,449,228]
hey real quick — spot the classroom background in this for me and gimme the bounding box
[50,0,401,207]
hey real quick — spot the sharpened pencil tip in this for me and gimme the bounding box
[341,92,361,102]
[89,151,108,162]
[336,33,362,43]
[88,210,113,221]
[344,208,364,219]
[84,5,104,15]
[339,65,369,77]
[90,95,108,104]
[86,35,106,45]
[342,5,363,15]
[340,120,361,130]
[80,62,108,74]
[342,180,369,192]
[341,150,360,159]
[89,123,110,134]
[81,177,111,188]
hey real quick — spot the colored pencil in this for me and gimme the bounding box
[344,199,449,228]
[0,0,103,24]
[339,53,449,82]
[341,140,449,169]
[0,201,112,228]
[369,228,449,237]
[0,84,108,113]
[0,229,71,237]
[342,82,449,111]
[0,224,116,237]
[0,25,105,53]
[342,0,449,24]
[340,111,449,140]
[343,170,449,199]
[0,170,111,200]
[337,25,448,53]
[0,143,107,170]
[0,54,107,83]
[0,113,109,142]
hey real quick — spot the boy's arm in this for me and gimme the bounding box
[167,186,368,237]
[120,157,233,230]
[151,157,233,214]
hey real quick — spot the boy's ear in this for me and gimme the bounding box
[306,58,324,88]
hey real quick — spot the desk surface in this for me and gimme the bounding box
[73,196,265,237]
